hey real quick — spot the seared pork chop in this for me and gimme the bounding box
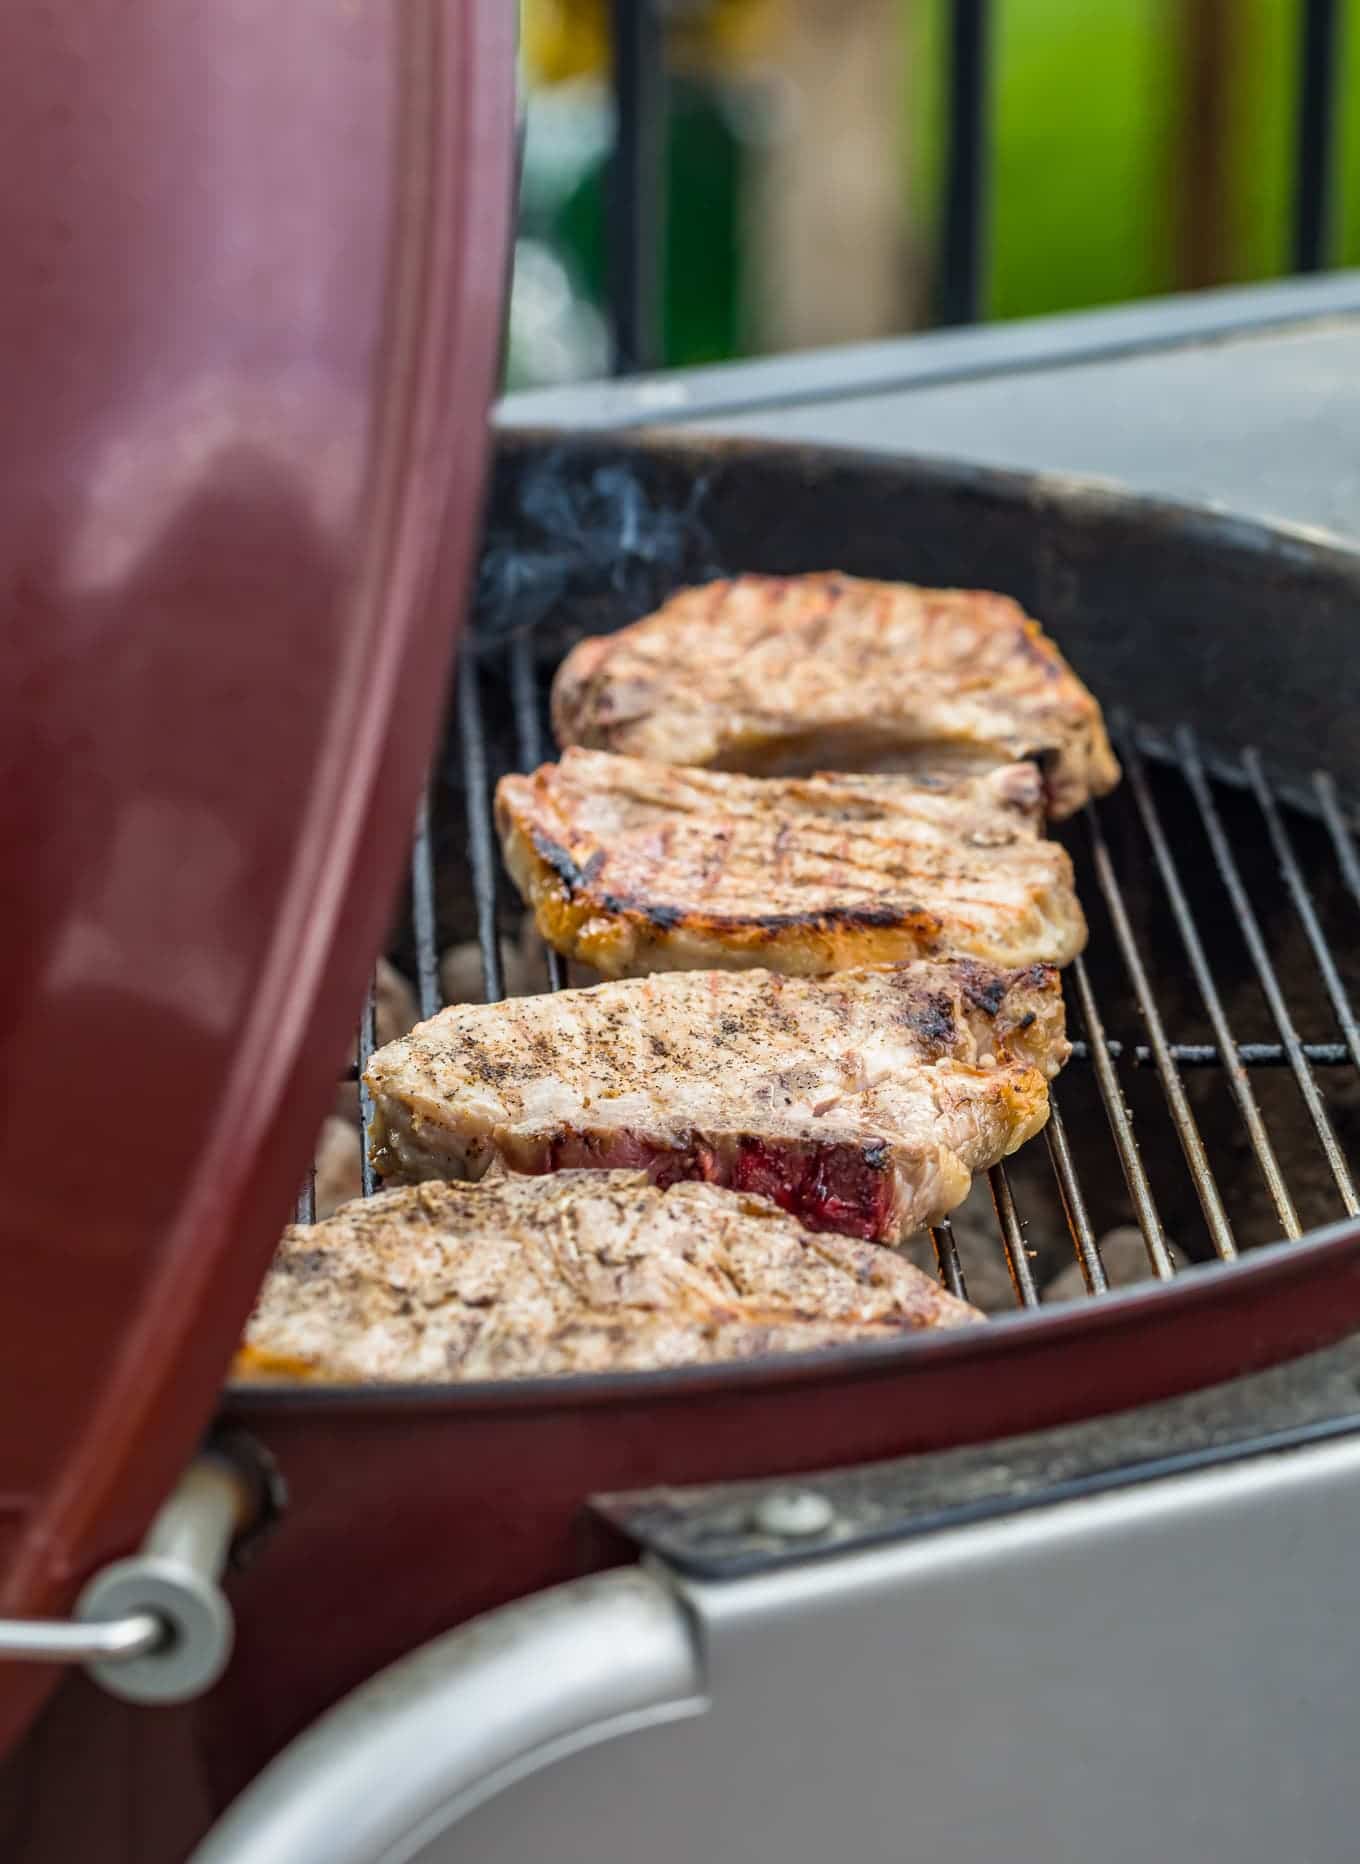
[364,961,1068,1242]
[234,1172,981,1384]
[552,572,1119,819]
[497,749,1087,978]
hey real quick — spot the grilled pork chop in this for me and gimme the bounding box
[235,1172,981,1383]
[497,749,1087,979]
[364,961,1068,1242]
[552,572,1120,819]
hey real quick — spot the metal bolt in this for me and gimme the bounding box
[749,1488,836,1540]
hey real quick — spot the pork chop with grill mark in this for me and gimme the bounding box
[496,749,1087,979]
[364,961,1068,1243]
[551,572,1120,820]
[234,1172,981,1385]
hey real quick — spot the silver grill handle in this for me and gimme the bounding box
[0,1453,254,1703]
[191,1567,705,1864]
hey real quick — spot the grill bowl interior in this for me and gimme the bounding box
[209,434,1360,1787]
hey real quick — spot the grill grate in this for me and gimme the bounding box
[303,640,1360,1317]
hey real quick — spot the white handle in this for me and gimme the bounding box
[192,1566,705,1864]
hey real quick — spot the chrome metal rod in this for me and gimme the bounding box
[1044,1094,1108,1294]
[1121,730,1301,1238]
[509,633,567,992]
[1244,750,1360,1075]
[988,1164,1039,1306]
[1085,804,1236,1260]
[928,1215,969,1302]
[293,1168,316,1226]
[1069,1038,1347,1067]
[0,1611,163,1665]
[457,651,506,1005]
[410,788,444,1023]
[1178,727,1358,1219]
[1069,955,1175,1279]
[1314,769,1360,909]
[356,971,378,1199]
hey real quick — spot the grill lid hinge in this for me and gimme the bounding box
[0,1448,263,1704]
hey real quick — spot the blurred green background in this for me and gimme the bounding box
[509,0,1360,387]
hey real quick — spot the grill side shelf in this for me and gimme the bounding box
[594,1336,1360,1579]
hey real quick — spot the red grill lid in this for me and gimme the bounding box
[0,1,516,1752]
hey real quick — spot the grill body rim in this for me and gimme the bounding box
[226,1213,1360,1416]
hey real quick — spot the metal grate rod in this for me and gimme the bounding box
[928,1215,969,1302]
[1314,769,1360,911]
[1178,727,1358,1218]
[1070,1038,1347,1067]
[1044,1094,1108,1294]
[507,632,546,768]
[456,652,506,1004]
[1244,748,1360,1076]
[356,974,379,1198]
[1084,805,1237,1259]
[509,633,568,992]
[1120,730,1302,1239]
[988,1164,1039,1305]
[410,788,443,1023]
[293,1169,316,1226]
[1069,954,1176,1279]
